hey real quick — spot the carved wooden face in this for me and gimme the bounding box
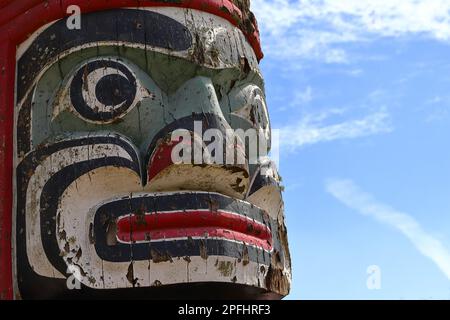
[14,7,291,299]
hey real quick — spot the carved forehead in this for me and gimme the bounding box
[16,7,261,104]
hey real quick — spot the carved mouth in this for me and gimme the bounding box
[115,209,273,251]
[93,192,274,262]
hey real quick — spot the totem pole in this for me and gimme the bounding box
[0,0,291,299]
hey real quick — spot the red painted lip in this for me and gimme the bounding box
[116,210,272,251]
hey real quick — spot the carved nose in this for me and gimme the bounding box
[145,77,249,199]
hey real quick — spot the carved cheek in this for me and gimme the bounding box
[17,135,142,288]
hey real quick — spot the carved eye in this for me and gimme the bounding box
[70,59,142,123]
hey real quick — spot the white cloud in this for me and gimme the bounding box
[326,178,450,281]
[347,68,363,77]
[294,86,313,105]
[278,108,392,151]
[252,0,450,62]
[279,86,313,111]
[417,96,450,122]
[425,105,450,123]
[426,96,443,104]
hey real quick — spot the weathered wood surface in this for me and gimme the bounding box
[0,0,291,299]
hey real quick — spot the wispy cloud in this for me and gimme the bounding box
[279,86,313,111]
[293,86,313,105]
[417,95,450,123]
[278,108,392,151]
[252,0,450,63]
[326,178,450,281]
[425,105,450,123]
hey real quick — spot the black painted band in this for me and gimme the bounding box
[17,9,193,103]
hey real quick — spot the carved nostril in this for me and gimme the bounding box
[145,126,250,199]
[147,135,183,182]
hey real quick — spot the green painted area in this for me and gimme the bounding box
[31,45,267,158]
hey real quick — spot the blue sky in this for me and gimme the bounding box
[251,0,450,299]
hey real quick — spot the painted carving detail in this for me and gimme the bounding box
[12,4,291,299]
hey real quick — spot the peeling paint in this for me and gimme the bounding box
[9,3,290,299]
[151,248,173,263]
[217,261,234,277]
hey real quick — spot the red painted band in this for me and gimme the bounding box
[147,137,182,182]
[116,210,272,251]
[119,227,273,252]
[0,0,263,61]
[0,41,14,300]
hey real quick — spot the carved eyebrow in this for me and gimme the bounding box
[17,9,192,104]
